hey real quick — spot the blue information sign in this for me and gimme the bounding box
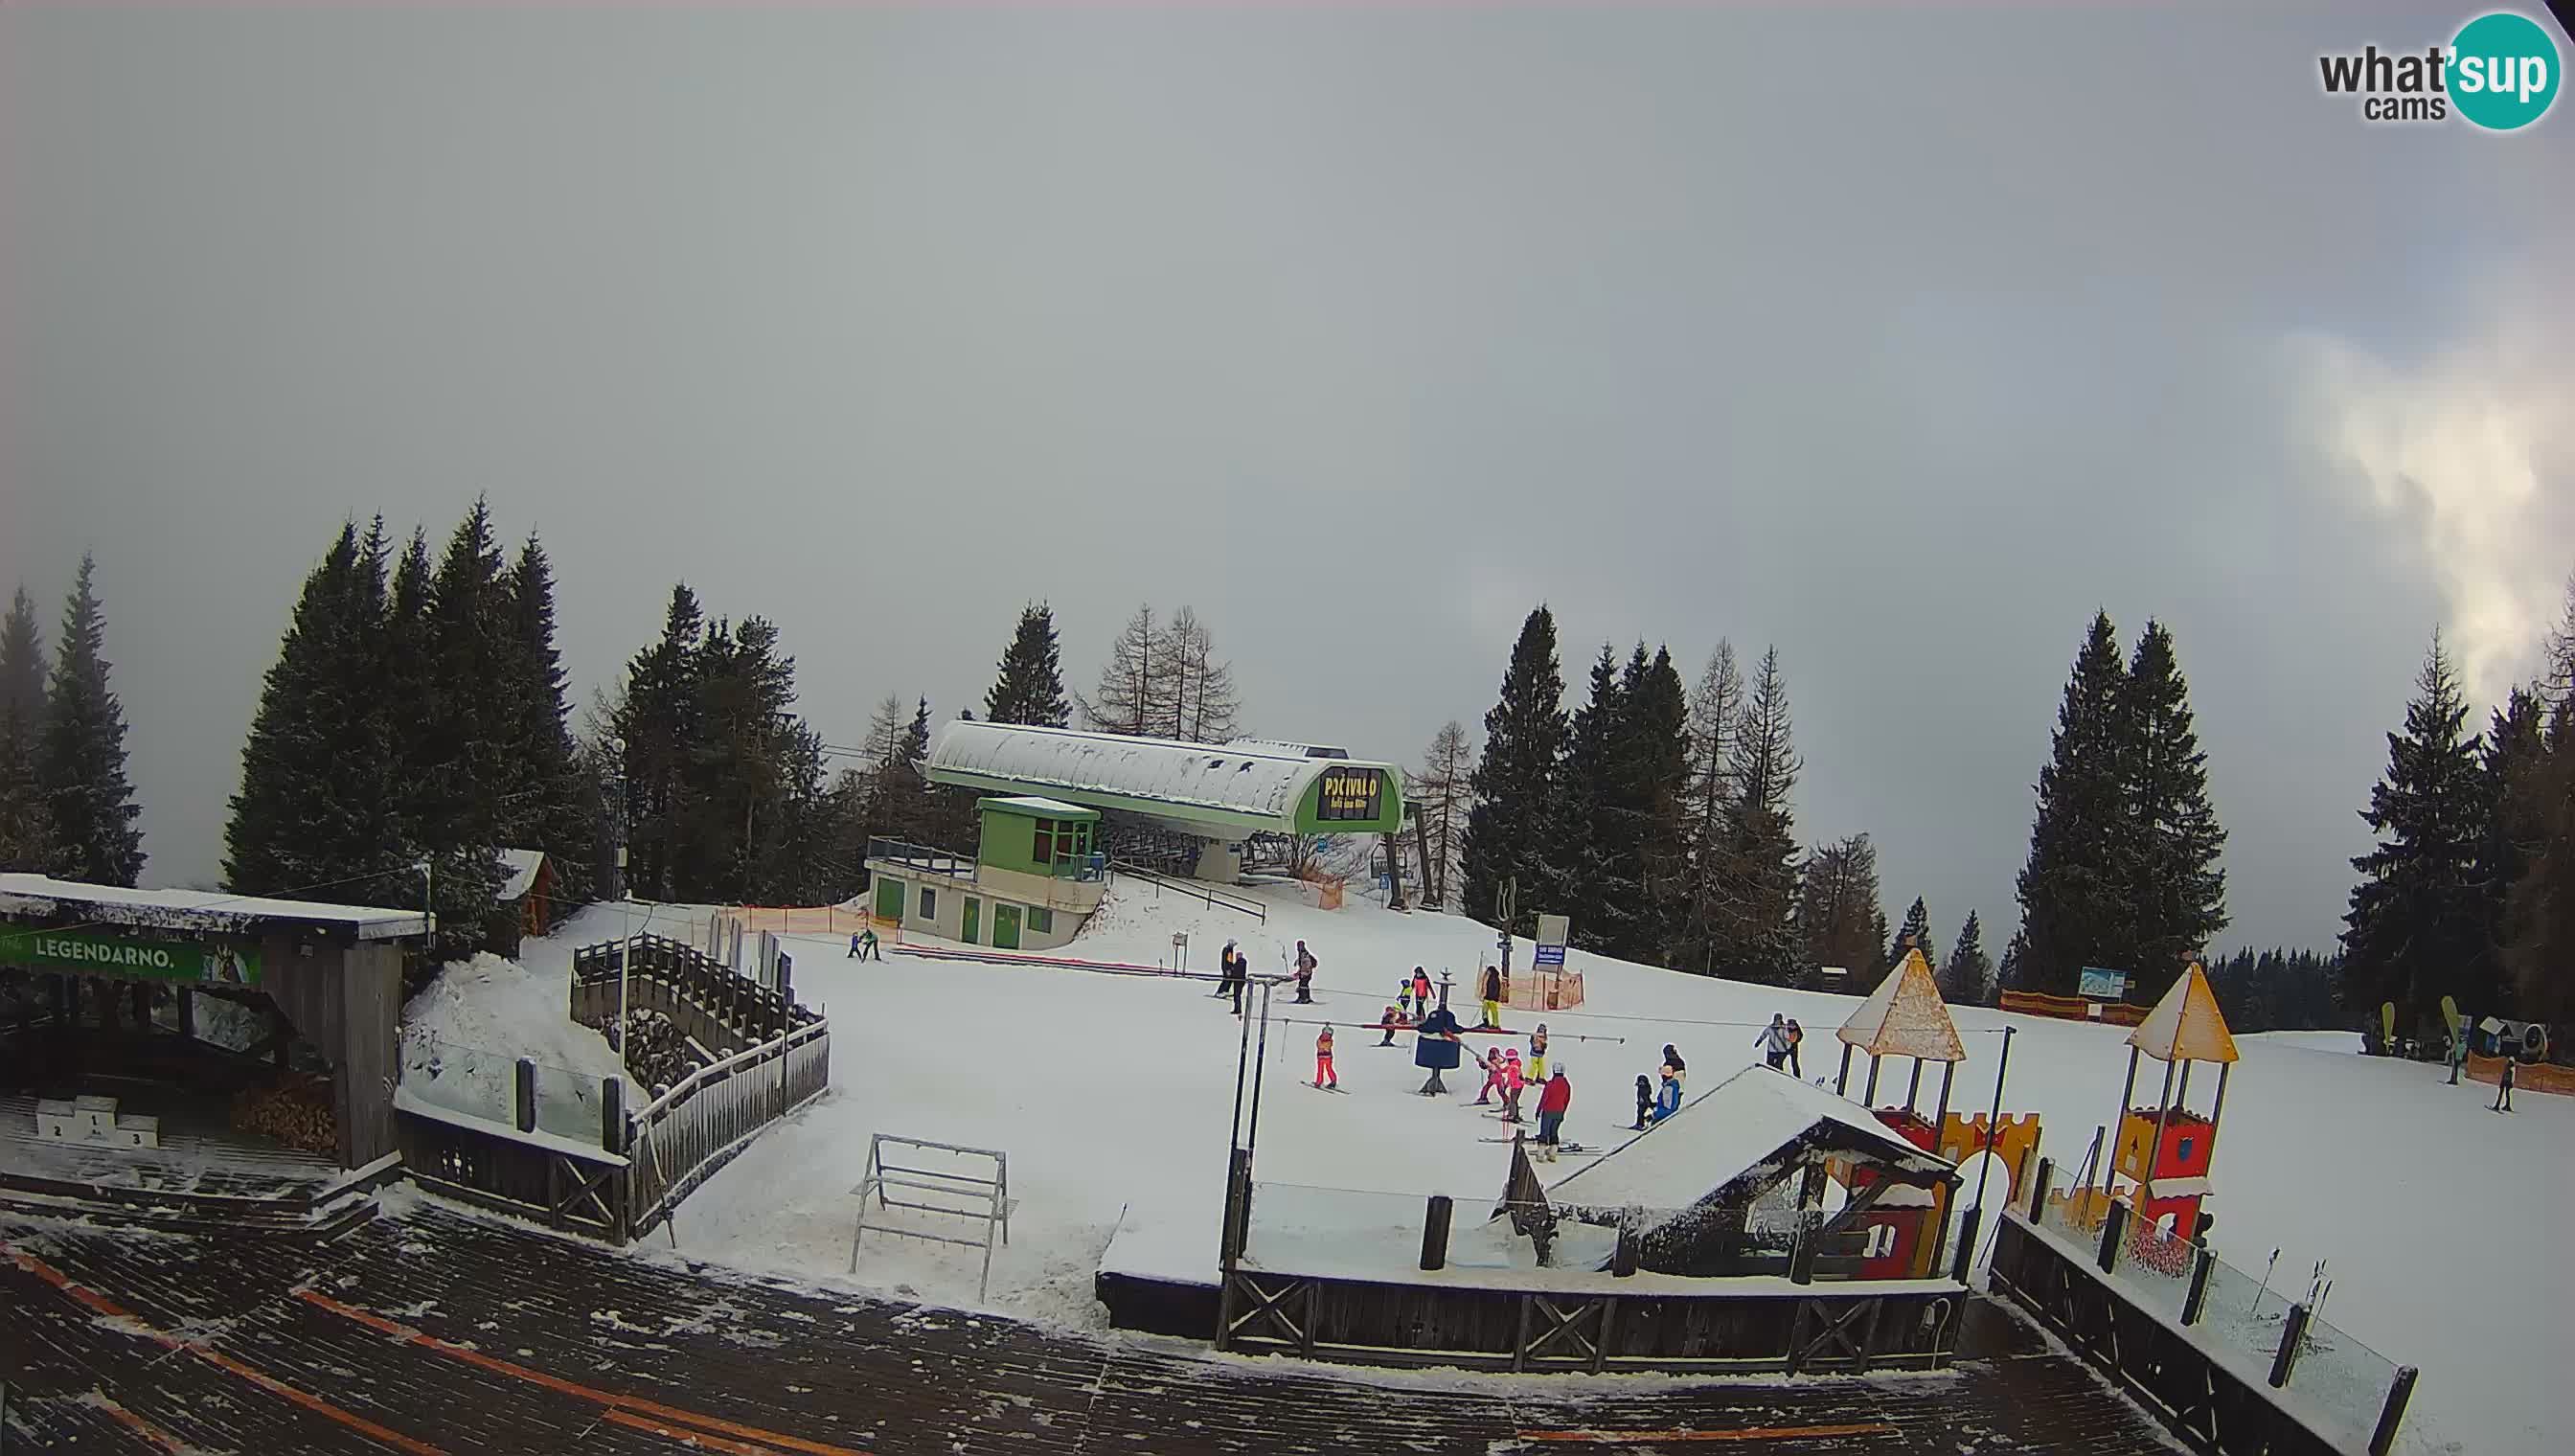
[1535,944,1565,968]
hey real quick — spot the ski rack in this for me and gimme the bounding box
[849,1133,1014,1302]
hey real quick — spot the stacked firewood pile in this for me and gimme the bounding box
[233,1073,336,1154]
[619,1012,702,1097]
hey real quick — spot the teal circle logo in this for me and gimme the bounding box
[2450,11,2561,130]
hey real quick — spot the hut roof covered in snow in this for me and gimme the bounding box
[1547,1065,1955,1215]
[0,874,427,941]
[1836,949,1966,1061]
[496,849,548,903]
[924,720,1393,834]
[2128,962,2239,1064]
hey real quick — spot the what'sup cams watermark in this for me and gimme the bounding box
[2318,11,2562,128]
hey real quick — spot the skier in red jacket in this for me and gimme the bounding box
[1536,1067,1573,1145]
[1313,1024,1337,1088]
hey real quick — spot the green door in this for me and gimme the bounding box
[962,897,980,944]
[993,903,1022,950]
[875,876,905,921]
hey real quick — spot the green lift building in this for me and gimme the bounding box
[860,722,1406,951]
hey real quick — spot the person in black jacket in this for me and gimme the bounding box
[1479,965,1505,1029]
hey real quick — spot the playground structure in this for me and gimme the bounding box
[2089,963,2234,1247]
[1827,946,2044,1280]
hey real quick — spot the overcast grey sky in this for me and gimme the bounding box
[3,6,2568,954]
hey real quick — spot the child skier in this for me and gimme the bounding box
[1632,1074,1654,1130]
[1473,1046,1509,1106]
[1397,976,1414,1020]
[1379,1005,1405,1046]
[1652,1066,1683,1123]
[1292,941,1318,1004]
[1499,1048,1527,1123]
[1314,1024,1337,1088]
[1411,967,1433,1017]
[1527,1024,1550,1083]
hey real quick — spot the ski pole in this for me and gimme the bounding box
[2250,1247,2280,1315]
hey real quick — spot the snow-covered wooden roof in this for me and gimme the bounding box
[0,875,428,941]
[1836,949,1966,1061]
[2129,962,2239,1064]
[495,849,548,902]
[1547,1065,1955,1213]
[926,721,1385,832]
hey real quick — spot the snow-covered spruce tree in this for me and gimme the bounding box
[2122,620,2227,1003]
[39,554,145,885]
[1941,910,1994,1006]
[2501,690,2575,1034]
[1460,605,1567,937]
[2341,636,2493,1038]
[984,603,1071,727]
[2015,611,2133,996]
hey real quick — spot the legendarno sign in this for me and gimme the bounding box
[0,928,260,986]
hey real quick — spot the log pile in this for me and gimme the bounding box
[233,1073,337,1154]
[620,1012,702,1096]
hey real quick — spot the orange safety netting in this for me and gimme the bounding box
[725,904,897,940]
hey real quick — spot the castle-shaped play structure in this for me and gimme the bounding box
[1827,944,2042,1279]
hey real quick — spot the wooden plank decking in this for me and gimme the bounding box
[2,1200,2182,1454]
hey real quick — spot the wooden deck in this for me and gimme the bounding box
[0,1198,2187,1455]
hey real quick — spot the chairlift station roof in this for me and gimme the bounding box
[925,721,1402,837]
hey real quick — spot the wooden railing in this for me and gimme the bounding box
[570,933,818,1058]
[395,935,830,1244]
[2000,989,2147,1026]
[627,1019,832,1239]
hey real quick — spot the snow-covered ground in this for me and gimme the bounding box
[501,888,2571,1455]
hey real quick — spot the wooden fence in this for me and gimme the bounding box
[394,934,830,1244]
[2000,989,2148,1027]
[627,1019,832,1239]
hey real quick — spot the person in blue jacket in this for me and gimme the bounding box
[1413,993,1465,1096]
[1650,1066,1684,1123]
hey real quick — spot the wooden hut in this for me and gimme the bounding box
[485,849,555,957]
[1544,1065,1958,1282]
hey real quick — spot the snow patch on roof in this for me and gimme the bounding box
[1546,1065,1953,1212]
[1836,949,1966,1062]
[496,849,547,903]
[0,874,426,940]
[928,721,1379,828]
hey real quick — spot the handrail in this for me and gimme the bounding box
[633,1016,830,1126]
[1107,859,1267,922]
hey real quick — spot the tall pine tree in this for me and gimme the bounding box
[2502,689,2574,1033]
[502,534,595,903]
[612,583,705,900]
[39,554,145,885]
[1550,645,1625,947]
[985,603,1071,726]
[2016,611,2133,995]
[1704,647,1802,981]
[1795,832,1883,977]
[1461,606,1567,936]
[1888,896,1938,972]
[1677,642,1743,962]
[1404,721,1475,909]
[2123,621,2228,1002]
[1608,645,1690,964]
[224,521,402,900]
[0,587,54,872]
[1942,910,1994,1005]
[2341,636,2494,1036]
